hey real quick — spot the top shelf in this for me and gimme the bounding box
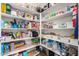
[42,10,73,22]
[9,3,39,15]
[1,13,40,22]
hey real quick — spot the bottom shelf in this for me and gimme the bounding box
[3,44,39,56]
[41,44,61,56]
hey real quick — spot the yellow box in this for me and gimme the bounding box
[1,3,6,13]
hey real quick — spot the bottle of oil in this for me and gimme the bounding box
[1,3,6,13]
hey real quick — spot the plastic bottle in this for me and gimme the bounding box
[13,19,18,28]
[1,43,4,56]
[10,19,18,28]
[6,4,11,14]
[5,43,10,54]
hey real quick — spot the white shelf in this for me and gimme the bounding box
[4,44,39,56]
[1,28,27,30]
[1,37,33,43]
[42,28,74,30]
[42,11,72,22]
[1,28,39,31]
[41,44,61,56]
[1,13,40,22]
[42,35,78,46]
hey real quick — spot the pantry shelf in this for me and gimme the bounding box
[42,35,78,46]
[1,28,27,30]
[3,44,40,56]
[1,28,39,31]
[1,3,78,56]
[42,28,74,30]
[1,37,34,43]
[42,10,72,22]
[1,13,40,22]
[41,44,61,56]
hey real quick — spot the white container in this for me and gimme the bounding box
[11,9,17,16]
[25,39,32,46]
[66,22,73,29]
